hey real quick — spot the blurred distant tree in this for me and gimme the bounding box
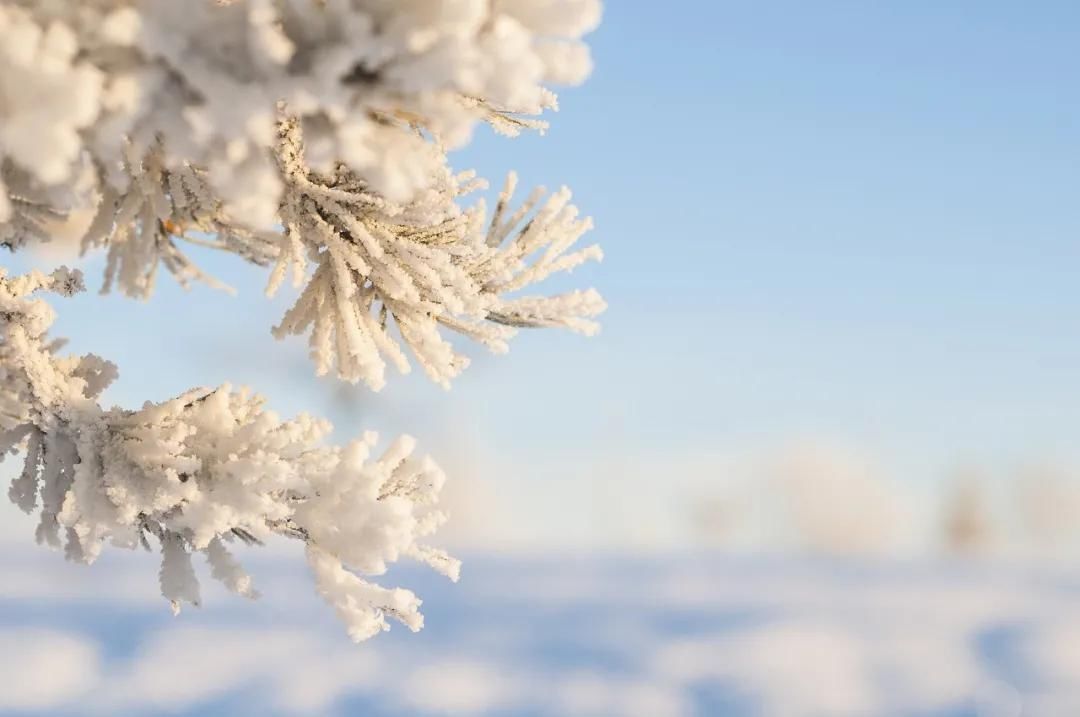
[1015,464,1080,555]
[942,472,995,555]
[0,0,603,641]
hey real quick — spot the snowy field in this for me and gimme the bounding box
[4,3,1080,717]
[3,548,1080,716]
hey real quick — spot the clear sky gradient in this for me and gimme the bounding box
[9,2,1080,551]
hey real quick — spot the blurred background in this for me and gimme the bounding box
[5,2,1080,715]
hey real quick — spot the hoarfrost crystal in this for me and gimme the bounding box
[0,0,602,641]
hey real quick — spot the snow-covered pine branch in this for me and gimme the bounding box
[1,0,604,389]
[0,267,458,641]
[0,0,603,641]
[2,0,598,225]
[271,116,605,388]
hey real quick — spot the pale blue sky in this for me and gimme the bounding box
[458,2,1080,544]
[10,2,1080,548]
[5,8,1080,716]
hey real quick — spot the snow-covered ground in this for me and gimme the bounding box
[2,547,1080,716]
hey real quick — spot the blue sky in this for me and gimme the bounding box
[456,1,1080,543]
[525,0,1080,463]
[8,5,1080,716]
[9,2,1080,549]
